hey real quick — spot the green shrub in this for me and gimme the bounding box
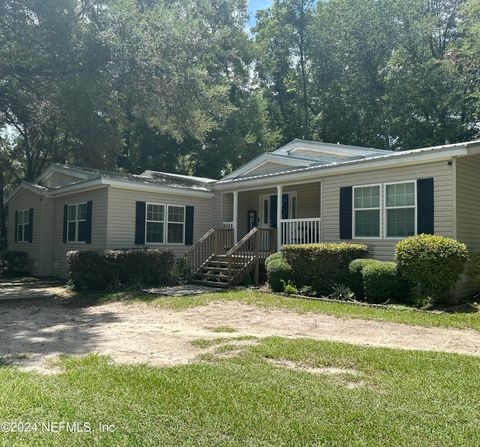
[348,259,378,298]
[67,251,110,291]
[328,283,355,301]
[396,234,469,305]
[282,243,368,296]
[68,249,176,291]
[362,261,410,303]
[0,250,29,274]
[265,252,294,292]
[282,280,298,295]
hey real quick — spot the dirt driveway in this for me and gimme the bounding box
[0,296,480,373]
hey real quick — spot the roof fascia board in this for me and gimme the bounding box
[35,165,93,185]
[5,182,47,203]
[221,153,308,181]
[103,179,214,198]
[215,147,467,191]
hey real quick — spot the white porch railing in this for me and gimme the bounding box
[223,221,234,230]
[280,218,321,245]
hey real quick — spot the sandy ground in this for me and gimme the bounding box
[0,297,480,374]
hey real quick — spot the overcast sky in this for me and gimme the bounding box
[248,0,272,27]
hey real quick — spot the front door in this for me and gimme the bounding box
[269,194,289,229]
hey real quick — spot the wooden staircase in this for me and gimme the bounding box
[185,227,276,288]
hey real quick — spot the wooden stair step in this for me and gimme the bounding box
[195,273,229,281]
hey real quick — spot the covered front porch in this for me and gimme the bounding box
[220,181,322,249]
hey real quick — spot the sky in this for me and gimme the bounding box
[248,0,272,27]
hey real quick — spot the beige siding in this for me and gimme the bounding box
[322,161,454,260]
[41,172,81,188]
[107,187,214,258]
[7,190,45,275]
[51,188,109,277]
[456,154,480,296]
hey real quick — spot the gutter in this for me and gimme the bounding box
[214,143,476,191]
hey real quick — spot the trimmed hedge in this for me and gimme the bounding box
[0,250,29,274]
[68,249,176,291]
[265,252,294,292]
[349,259,410,303]
[282,243,368,296]
[396,234,469,305]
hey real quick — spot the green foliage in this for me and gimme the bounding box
[328,284,355,301]
[282,243,369,296]
[348,259,378,298]
[361,261,409,304]
[68,249,176,292]
[282,280,298,295]
[0,250,29,274]
[467,252,480,291]
[265,252,294,292]
[396,235,469,306]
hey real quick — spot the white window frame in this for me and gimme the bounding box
[166,204,186,245]
[66,202,87,244]
[384,180,417,240]
[16,209,30,243]
[352,184,382,240]
[145,202,166,245]
[145,203,186,246]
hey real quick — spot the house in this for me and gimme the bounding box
[6,138,480,294]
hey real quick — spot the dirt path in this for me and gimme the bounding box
[0,300,479,373]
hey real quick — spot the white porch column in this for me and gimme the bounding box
[233,191,239,243]
[276,185,283,251]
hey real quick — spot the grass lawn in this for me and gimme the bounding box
[82,289,480,332]
[1,337,479,446]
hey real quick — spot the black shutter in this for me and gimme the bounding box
[14,211,18,243]
[27,208,34,243]
[185,206,194,245]
[339,186,353,240]
[63,205,68,243]
[135,201,146,245]
[417,178,434,234]
[85,201,93,244]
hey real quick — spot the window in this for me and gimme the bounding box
[146,203,165,244]
[145,203,185,244]
[385,182,416,238]
[353,185,380,238]
[167,205,185,244]
[67,203,87,243]
[17,209,30,243]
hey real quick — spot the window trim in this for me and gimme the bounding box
[66,202,87,244]
[145,202,186,246]
[352,183,382,240]
[383,180,417,240]
[166,204,186,245]
[145,202,166,245]
[16,209,30,244]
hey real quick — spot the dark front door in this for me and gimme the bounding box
[270,194,289,229]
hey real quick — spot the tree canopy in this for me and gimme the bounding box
[0,0,479,247]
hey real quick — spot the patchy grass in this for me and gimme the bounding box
[73,289,480,332]
[0,338,479,446]
[209,325,238,333]
[191,336,257,349]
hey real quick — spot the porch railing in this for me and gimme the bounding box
[223,221,234,229]
[280,218,321,245]
[185,228,234,275]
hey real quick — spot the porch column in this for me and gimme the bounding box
[276,185,283,251]
[233,190,239,243]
